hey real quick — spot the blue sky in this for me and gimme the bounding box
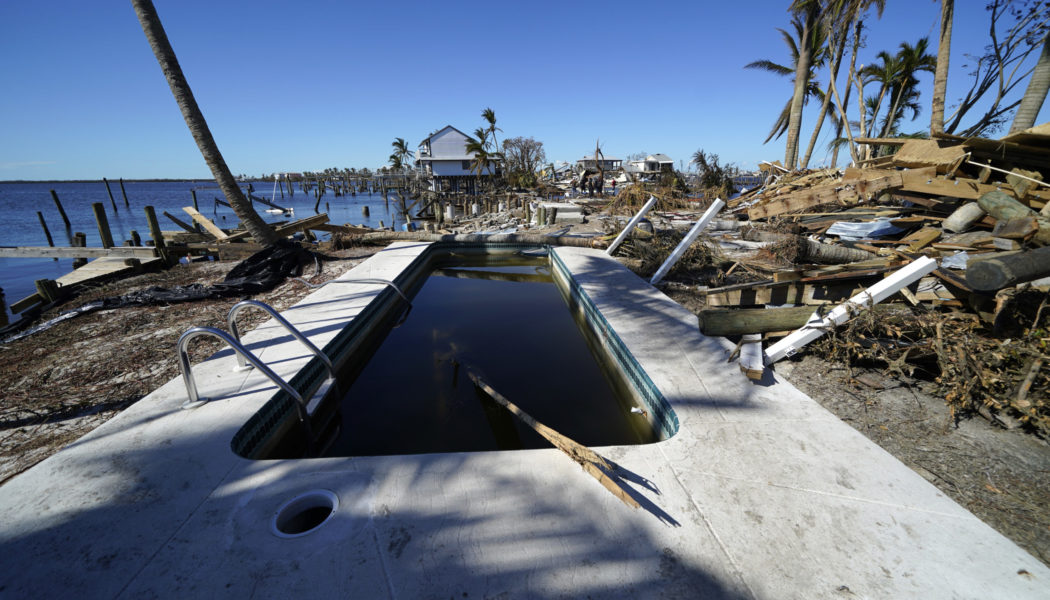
[1,1,1046,180]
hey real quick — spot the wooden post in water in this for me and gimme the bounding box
[103,178,118,211]
[129,230,142,246]
[50,189,71,229]
[0,288,8,328]
[190,189,202,232]
[36,212,55,248]
[71,232,87,269]
[119,178,130,207]
[362,205,370,218]
[144,205,166,256]
[92,203,114,249]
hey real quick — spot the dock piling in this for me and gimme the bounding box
[92,203,115,249]
[50,190,71,229]
[71,232,87,269]
[119,178,130,207]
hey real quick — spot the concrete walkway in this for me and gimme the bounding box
[0,243,1045,599]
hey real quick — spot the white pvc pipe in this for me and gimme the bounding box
[763,256,938,365]
[649,198,725,286]
[606,195,658,256]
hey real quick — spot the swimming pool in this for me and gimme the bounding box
[232,244,677,459]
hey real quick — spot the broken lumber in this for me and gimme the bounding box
[698,306,818,336]
[468,371,640,509]
[183,206,229,240]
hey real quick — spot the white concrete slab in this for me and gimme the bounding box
[0,242,1046,599]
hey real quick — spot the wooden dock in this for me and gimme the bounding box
[9,255,164,314]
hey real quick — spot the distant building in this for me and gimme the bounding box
[732,172,766,190]
[416,125,499,192]
[625,154,674,177]
[575,155,622,171]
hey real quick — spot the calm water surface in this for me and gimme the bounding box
[0,180,409,319]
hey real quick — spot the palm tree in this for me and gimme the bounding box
[482,107,501,152]
[131,0,277,245]
[782,0,822,170]
[876,38,936,137]
[746,15,829,145]
[391,137,412,172]
[1010,32,1050,133]
[931,0,954,134]
[802,0,885,168]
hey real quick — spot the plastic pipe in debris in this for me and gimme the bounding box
[649,198,725,286]
[606,195,658,256]
[763,256,938,365]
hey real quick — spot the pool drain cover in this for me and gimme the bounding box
[271,489,339,538]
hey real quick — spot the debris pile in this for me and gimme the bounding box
[649,124,1050,435]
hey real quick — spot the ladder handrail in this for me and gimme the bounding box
[177,327,313,446]
[227,300,335,378]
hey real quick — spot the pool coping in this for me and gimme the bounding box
[0,242,1046,598]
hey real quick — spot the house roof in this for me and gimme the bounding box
[648,154,673,163]
[418,125,473,147]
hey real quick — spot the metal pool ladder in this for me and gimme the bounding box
[177,299,339,451]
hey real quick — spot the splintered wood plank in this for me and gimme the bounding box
[183,206,229,240]
[0,246,157,259]
[900,171,1050,203]
[899,227,942,251]
[222,213,331,242]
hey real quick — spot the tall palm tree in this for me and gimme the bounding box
[803,0,885,168]
[931,0,954,134]
[482,107,501,152]
[1010,32,1050,133]
[783,0,822,170]
[131,0,277,245]
[746,16,829,145]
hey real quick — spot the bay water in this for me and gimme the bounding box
[0,180,411,320]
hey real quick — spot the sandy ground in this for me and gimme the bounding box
[1,215,1048,569]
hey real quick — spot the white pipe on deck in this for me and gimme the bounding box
[763,256,938,365]
[606,195,658,256]
[649,198,725,286]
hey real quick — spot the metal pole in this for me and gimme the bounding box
[649,198,725,286]
[606,195,658,256]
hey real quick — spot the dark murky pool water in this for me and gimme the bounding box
[321,254,655,456]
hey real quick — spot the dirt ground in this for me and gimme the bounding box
[1,230,1048,569]
[0,247,378,484]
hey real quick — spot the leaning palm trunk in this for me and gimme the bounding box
[1009,33,1050,134]
[802,30,847,168]
[132,0,278,246]
[931,0,953,135]
[784,29,814,170]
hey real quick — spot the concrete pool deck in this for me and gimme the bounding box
[0,242,1046,598]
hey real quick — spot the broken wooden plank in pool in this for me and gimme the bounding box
[606,195,658,256]
[467,371,641,509]
[649,198,725,286]
[763,256,939,365]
